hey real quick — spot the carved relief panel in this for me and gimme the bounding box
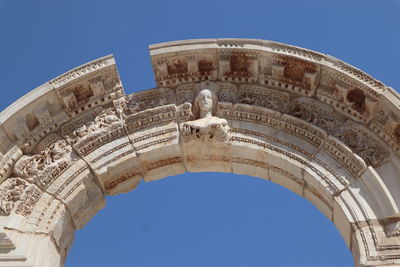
[237,84,289,112]
[259,52,320,97]
[0,178,42,217]
[370,104,400,155]
[51,56,124,117]
[13,134,76,190]
[218,49,259,83]
[318,67,380,123]
[152,50,217,87]
[118,88,176,117]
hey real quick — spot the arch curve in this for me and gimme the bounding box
[0,39,400,266]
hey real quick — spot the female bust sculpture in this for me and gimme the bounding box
[181,89,229,142]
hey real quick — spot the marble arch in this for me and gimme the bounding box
[0,39,400,267]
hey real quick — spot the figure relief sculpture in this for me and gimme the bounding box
[181,88,230,142]
[65,108,122,145]
[13,139,73,184]
[0,177,41,217]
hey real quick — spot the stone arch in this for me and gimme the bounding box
[0,39,400,267]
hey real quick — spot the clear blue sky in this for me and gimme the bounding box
[1,0,399,266]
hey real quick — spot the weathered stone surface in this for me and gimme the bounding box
[1,39,400,267]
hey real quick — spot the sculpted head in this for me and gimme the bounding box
[193,89,217,119]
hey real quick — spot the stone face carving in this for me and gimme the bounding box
[0,178,41,217]
[181,89,230,142]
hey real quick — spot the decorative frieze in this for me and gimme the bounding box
[51,55,124,117]
[317,68,379,123]
[237,84,289,112]
[0,178,41,217]
[0,146,22,184]
[121,88,176,116]
[62,107,125,156]
[152,50,217,87]
[218,49,259,83]
[13,135,74,189]
[14,108,69,153]
[265,54,320,96]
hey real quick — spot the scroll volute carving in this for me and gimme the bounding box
[181,82,230,143]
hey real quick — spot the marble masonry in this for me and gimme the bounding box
[0,39,400,266]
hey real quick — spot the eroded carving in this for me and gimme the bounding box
[52,57,124,116]
[119,88,176,117]
[219,49,258,82]
[13,136,74,188]
[152,51,217,86]
[288,97,390,167]
[63,107,122,146]
[238,85,289,112]
[318,68,379,122]
[336,121,390,167]
[0,178,41,217]
[288,97,346,135]
[14,108,69,153]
